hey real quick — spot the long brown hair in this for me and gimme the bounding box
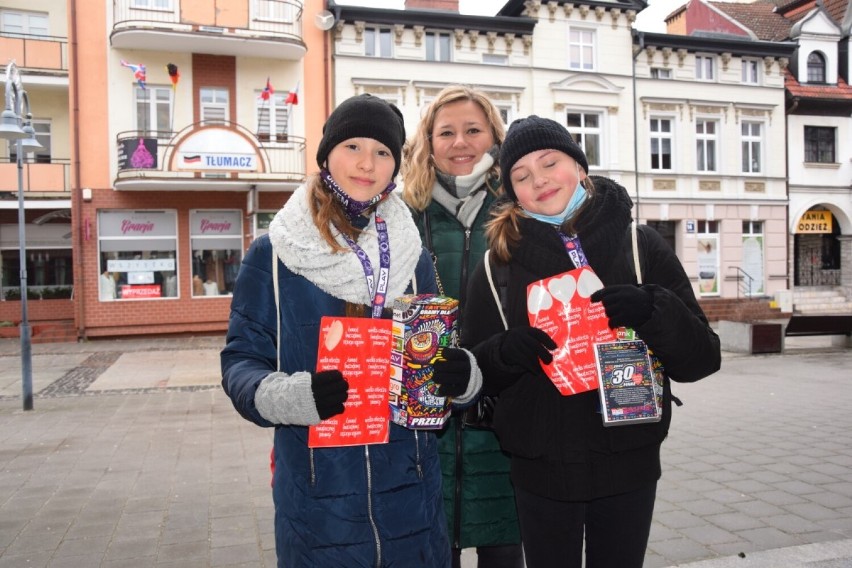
[486,176,597,263]
[401,85,506,211]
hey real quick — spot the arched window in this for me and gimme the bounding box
[807,52,826,83]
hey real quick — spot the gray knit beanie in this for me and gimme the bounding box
[499,115,589,201]
[316,94,406,178]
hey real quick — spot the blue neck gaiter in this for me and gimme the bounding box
[523,182,588,225]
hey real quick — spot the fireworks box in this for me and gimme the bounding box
[390,294,459,430]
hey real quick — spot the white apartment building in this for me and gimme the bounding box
[329,0,796,303]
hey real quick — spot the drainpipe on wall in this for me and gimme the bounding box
[69,0,86,340]
[631,29,644,223]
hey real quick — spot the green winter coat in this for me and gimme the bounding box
[412,189,520,549]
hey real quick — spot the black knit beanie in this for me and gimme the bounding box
[499,115,589,201]
[316,94,406,178]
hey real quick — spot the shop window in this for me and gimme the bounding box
[1,248,72,300]
[189,210,242,297]
[98,210,178,301]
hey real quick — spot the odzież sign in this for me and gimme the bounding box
[795,211,832,234]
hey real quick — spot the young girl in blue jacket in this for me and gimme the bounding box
[221,94,480,567]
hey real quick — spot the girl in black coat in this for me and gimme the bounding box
[462,116,721,568]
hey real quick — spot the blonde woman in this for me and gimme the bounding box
[402,85,522,568]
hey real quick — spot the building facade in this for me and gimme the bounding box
[8,0,332,339]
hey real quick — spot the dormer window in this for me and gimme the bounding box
[806,52,826,83]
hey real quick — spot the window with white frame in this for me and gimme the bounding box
[200,87,229,124]
[695,119,718,172]
[135,86,172,136]
[804,126,835,163]
[696,220,719,296]
[650,117,673,170]
[365,27,392,58]
[741,59,760,84]
[807,52,826,83]
[494,103,514,126]
[256,92,290,142]
[568,28,595,70]
[9,119,51,164]
[741,220,765,295]
[482,53,508,65]
[425,31,450,62]
[566,112,601,168]
[741,121,762,173]
[650,67,672,79]
[695,55,715,81]
[0,9,48,35]
[98,210,178,301]
[130,0,172,10]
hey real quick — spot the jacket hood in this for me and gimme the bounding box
[267,184,423,305]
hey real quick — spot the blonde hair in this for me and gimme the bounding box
[401,85,506,212]
[486,176,597,263]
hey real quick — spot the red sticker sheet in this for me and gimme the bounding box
[526,266,617,395]
[308,317,393,448]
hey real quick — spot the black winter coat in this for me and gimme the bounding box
[462,176,721,501]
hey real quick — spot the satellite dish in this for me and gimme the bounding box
[315,10,335,31]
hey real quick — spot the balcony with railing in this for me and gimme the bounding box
[111,0,305,59]
[0,159,71,195]
[113,122,305,191]
[0,33,68,76]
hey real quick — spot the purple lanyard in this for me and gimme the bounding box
[341,215,390,319]
[559,233,589,268]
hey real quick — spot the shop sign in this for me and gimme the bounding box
[795,211,832,234]
[175,127,259,172]
[190,210,242,236]
[99,211,176,238]
[120,284,161,299]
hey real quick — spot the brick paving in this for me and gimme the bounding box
[0,336,849,567]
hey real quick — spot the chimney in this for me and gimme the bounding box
[404,0,460,11]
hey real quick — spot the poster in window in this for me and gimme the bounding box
[697,235,719,296]
[117,137,158,171]
[741,235,764,296]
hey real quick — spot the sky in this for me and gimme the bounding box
[331,0,686,32]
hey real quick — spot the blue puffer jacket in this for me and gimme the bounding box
[221,186,451,568]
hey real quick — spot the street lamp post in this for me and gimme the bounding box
[1,61,43,411]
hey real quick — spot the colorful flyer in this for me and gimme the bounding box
[594,339,661,426]
[527,266,617,395]
[308,317,393,448]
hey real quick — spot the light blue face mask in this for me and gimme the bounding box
[523,181,588,225]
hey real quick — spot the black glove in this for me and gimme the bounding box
[591,284,653,329]
[431,348,471,397]
[499,326,557,374]
[311,370,349,420]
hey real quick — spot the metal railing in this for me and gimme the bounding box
[0,33,68,73]
[115,123,306,185]
[730,266,755,298]
[112,0,303,41]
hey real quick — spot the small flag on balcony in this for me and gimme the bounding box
[167,63,180,90]
[285,82,299,105]
[120,60,147,90]
[260,78,275,101]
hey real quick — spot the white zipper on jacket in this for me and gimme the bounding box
[364,445,382,567]
[309,448,316,487]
